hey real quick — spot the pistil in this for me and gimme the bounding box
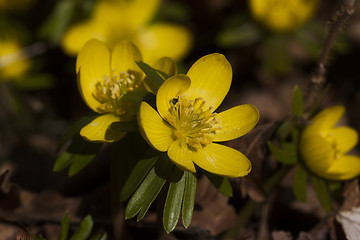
[166,96,222,150]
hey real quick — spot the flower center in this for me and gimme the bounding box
[93,70,138,115]
[321,132,342,159]
[165,96,222,150]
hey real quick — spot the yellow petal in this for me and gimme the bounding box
[138,102,175,151]
[300,133,334,175]
[325,155,360,180]
[80,114,126,142]
[214,104,259,142]
[111,40,143,75]
[330,126,358,154]
[76,39,110,113]
[156,74,191,119]
[184,53,232,111]
[135,23,192,63]
[154,57,177,77]
[94,0,160,30]
[126,0,161,27]
[192,143,251,178]
[167,139,196,173]
[308,105,345,132]
[62,20,107,56]
[143,57,177,94]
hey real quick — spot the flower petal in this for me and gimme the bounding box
[76,39,110,113]
[167,139,196,173]
[213,104,259,142]
[193,143,251,178]
[80,114,126,142]
[330,126,358,154]
[325,155,360,180]
[135,23,192,63]
[143,57,177,94]
[156,74,191,119]
[300,133,334,176]
[138,102,175,151]
[62,20,106,56]
[184,53,232,111]
[111,40,143,75]
[126,0,161,27]
[154,57,177,77]
[308,105,345,132]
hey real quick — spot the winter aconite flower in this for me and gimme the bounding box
[76,39,146,142]
[249,0,319,32]
[138,53,259,177]
[62,0,192,63]
[300,106,360,180]
[0,37,30,79]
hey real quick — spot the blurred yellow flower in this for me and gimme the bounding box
[249,0,319,32]
[0,37,30,79]
[62,0,192,63]
[300,106,360,180]
[138,53,259,177]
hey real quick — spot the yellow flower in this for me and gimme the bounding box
[62,0,192,63]
[138,53,259,177]
[249,0,319,32]
[76,38,146,142]
[300,106,360,180]
[0,37,30,79]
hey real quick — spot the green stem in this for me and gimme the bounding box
[110,145,127,240]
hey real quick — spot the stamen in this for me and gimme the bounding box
[321,132,342,159]
[166,96,221,150]
[92,71,137,115]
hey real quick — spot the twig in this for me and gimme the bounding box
[305,0,356,111]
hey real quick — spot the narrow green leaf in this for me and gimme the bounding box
[203,171,233,197]
[125,155,173,220]
[33,235,46,240]
[120,155,159,202]
[293,165,307,202]
[53,150,74,172]
[276,120,295,141]
[310,176,332,212]
[182,172,197,229]
[291,128,300,146]
[57,115,98,152]
[39,0,77,45]
[292,85,304,117]
[163,167,186,233]
[54,134,101,175]
[216,22,261,48]
[59,212,71,240]
[267,141,298,164]
[89,232,108,240]
[136,61,165,92]
[70,215,93,240]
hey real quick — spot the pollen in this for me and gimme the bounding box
[165,96,222,150]
[92,70,138,115]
